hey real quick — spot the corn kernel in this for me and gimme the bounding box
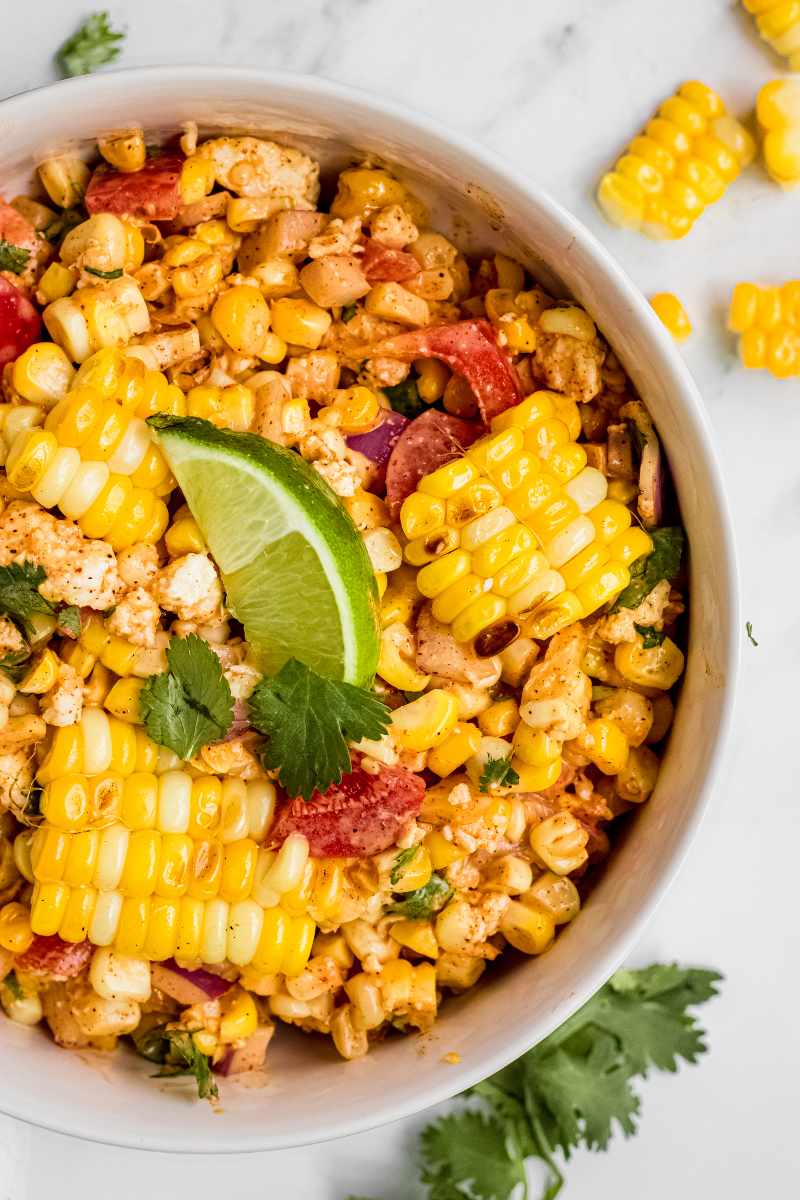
[270,298,331,350]
[391,689,459,752]
[650,292,693,340]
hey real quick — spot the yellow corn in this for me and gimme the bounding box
[211,285,272,357]
[499,901,555,955]
[576,717,630,774]
[37,156,90,210]
[390,844,433,893]
[424,830,467,869]
[12,343,75,407]
[597,81,755,239]
[98,131,146,173]
[0,902,35,954]
[650,293,692,341]
[180,155,217,204]
[104,678,146,723]
[37,262,78,304]
[186,384,255,432]
[18,648,60,695]
[614,635,685,690]
[391,689,459,752]
[377,622,430,692]
[743,0,800,71]
[165,513,207,557]
[757,79,800,185]
[219,988,259,1042]
[401,391,636,643]
[331,168,410,219]
[427,722,482,777]
[269,298,332,350]
[44,276,151,363]
[390,919,438,958]
[329,386,380,434]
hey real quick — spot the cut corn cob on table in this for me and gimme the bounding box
[3,346,183,547]
[743,0,800,70]
[596,81,755,239]
[399,390,652,645]
[729,281,800,377]
[756,79,800,186]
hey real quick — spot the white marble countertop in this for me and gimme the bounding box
[1,1,798,1196]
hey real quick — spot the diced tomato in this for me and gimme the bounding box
[269,758,425,857]
[0,276,42,367]
[361,239,419,283]
[377,318,524,424]
[85,154,184,220]
[16,934,92,978]
[385,408,483,517]
[0,200,38,258]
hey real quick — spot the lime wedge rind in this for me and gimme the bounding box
[149,416,379,686]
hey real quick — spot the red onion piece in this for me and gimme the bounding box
[155,960,232,1002]
[346,409,409,466]
[621,400,664,528]
[213,1026,274,1076]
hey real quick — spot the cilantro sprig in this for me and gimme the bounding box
[0,562,55,637]
[613,527,684,612]
[479,755,519,792]
[56,11,125,77]
[0,651,31,683]
[347,963,721,1200]
[0,240,30,275]
[139,634,233,761]
[634,623,664,649]
[390,873,452,920]
[248,658,390,800]
[132,1024,218,1101]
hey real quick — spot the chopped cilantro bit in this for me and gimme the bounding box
[746,621,758,647]
[2,972,23,1001]
[341,303,358,323]
[0,240,30,275]
[382,378,427,419]
[132,1024,217,1101]
[56,10,125,77]
[390,873,452,919]
[56,605,82,639]
[0,650,31,683]
[479,754,519,792]
[0,561,54,638]
[612,526,684,612]
[139,634,233,761]
[390,845,419,885]
[249,658,390,801]
[634,624,664,649]
[84,265,123,280]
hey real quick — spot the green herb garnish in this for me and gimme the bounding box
[390,846,419,886]
[0,650,31,683]
[634,624,664,649]
[249,658,390,800]
[132,1025,217,1101]
[382,378,427,419]
[56,605,82,639]
[2,972,23,1001]
[391,873,452,919]
[56,10,125,77]
[0,561,54,638]
[84,265,123,280]
[345,963,721,1200]
[479,755,519,792]
[139,634,234,761]
[341,304,358,323]
[612,526,684,612]
[0,240,30,275]
[746,621,758,647]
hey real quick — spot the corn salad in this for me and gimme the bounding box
[0,127,687,1090]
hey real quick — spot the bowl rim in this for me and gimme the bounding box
[0,64,740,1153]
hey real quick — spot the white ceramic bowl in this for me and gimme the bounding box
[0,66,738,1153]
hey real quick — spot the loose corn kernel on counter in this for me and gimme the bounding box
[0,127,686,1088]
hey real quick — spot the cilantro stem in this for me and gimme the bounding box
[528,1108,564,1200]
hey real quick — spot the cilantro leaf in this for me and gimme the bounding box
[56,10,125,77]
[341,304,358,323]
[85,266,123,280]
[634,624,664,649]
[613,527,684,612]
[0,561,54,637]
[390,845,419,885]
[479,755,519,792]
[421,1111,528,1200]
[56,605,82,639]
[249,658,390,800]
[0,650,31,683]
[132,1024,217,1100]
[746,621,758,647]
[0,240,30,275]
[382,378,427,419]
[390,873,452,919]
[2,972,23,1001]
[139,634,233,760]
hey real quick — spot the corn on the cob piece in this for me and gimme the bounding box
[400,391,652,644]
[743,0,800,71]
[3,348,180,548]
[756,79,800,185]
[28,764,313,971]
[728,281,800,377]
[597,81,755,239]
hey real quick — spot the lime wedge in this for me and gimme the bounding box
[149,416,379,685]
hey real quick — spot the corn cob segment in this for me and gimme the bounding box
[400,391,652,644]
[728,281,800,377]
[743,0,800,71]
[756,79,800,185]
[3,347,180,547]
[596,81,755,239]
